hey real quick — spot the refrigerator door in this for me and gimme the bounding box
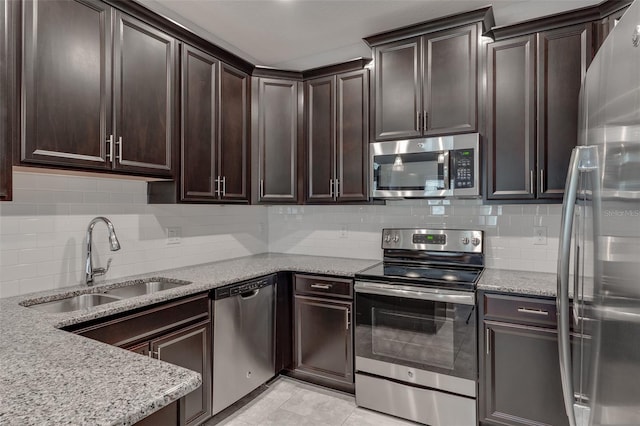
[562,1,640,425]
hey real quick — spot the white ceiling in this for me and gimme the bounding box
[137,0,602,71]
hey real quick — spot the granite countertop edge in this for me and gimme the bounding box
[0,253,379,426]
[1,253,559,425]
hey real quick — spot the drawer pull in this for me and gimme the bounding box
[517,307,549,316]
[311,283,332,290]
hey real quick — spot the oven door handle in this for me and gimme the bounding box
[354,281,475,305]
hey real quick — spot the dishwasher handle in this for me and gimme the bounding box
[240,289,260,299]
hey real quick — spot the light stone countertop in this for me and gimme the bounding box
[0,253,378,426]
[478,268,558,298]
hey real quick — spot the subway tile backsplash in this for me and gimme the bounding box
[0,171,561,298]
[0,171,268,298]
[267,201,561,274]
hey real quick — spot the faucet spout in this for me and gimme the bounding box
[85,217,121,286]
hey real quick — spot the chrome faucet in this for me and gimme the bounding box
[85,216,121,286]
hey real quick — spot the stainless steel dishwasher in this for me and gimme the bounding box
[210,274,276,415]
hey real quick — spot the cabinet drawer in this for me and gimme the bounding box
[294,274,353,299]
[483,293,557,327]
[75,293,210,347]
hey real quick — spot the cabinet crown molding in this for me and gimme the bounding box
[489,0,633,41]
[363,5,494,47]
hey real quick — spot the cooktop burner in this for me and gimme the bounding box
[356,262,482,291]
[355,228,485,291]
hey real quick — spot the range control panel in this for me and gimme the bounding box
[213,276,274,300]
[382,228,483,253]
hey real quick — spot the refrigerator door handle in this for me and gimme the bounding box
[557,146,598,426]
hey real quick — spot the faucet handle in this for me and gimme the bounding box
[93,258,113,277]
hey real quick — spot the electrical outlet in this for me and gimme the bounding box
[339,225,348,238]
[167,227,181,245]
[533,226,547,245]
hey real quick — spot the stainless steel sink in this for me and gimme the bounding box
[29,293,122,313]
[104,279,190,298]
[25,278,192,313]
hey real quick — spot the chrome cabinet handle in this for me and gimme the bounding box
[517,307,549,316]
[259,179,265,198]
[540,169,545,193]
[106,135,114,161]
[530,170,534,194]
[329,179,334,198]
[115,137,123,161]
[221,176,226,197]
[416,111,421,132]
[335,179,340,198]
[345,308,351,330]
[423,111,428,132]
[310,283,332,290]
[486,328,491,355]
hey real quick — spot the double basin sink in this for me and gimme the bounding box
[26,278,192,313]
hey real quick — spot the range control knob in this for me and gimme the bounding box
[392,234,400,243]
[384,234,392,243]
[471,237,481,246]
[461,237,470,245]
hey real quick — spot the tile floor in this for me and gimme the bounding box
[206,376,418,426]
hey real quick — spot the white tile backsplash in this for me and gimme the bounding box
[0,171,268,298]
[0,171,562,298]
[267,199,561,272]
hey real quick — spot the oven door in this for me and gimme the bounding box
[354,281,476,397]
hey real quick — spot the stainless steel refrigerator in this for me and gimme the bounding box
[557,1,640,425]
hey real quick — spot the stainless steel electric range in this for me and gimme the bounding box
[354,228,483,426]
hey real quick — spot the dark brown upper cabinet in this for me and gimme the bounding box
[253,76,302,203]
[486,23,593,201]
[180,45,249,203]
[365,7,494,142]
[305,69,369,203]
[372,25,478,141]
[21,0,176,178]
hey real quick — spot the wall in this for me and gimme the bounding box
[1,171,563,298]
[268,200,561,272]
[0,171,268,298]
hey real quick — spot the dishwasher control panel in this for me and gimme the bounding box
[212,275,275,300]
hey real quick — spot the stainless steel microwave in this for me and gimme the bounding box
[370,133,480,199]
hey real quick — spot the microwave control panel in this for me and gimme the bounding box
[451,149,475,189]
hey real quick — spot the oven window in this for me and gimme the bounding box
[371,307,454,370]
[356,291,476,381]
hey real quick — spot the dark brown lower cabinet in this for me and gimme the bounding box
[69,293,211,426]
[479,292,589,426]
[291,274,354,393]
[481,321,569,426]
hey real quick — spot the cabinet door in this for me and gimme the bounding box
[0,0,14,201]
[423,24,477,136]
[294,295,353,385]
[181,45,218,201]
[113,12,175,177]
[486,36,536,200]
[151,321,211,426]
[537,24,592,199]
[336,69,369,202]
[373,37,421,140]
[481,321,568,426]
[306,76,335,202]
[22,0,112,170]
[219,63,250,202]
[257,78,299,202]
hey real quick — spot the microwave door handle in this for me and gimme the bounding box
[442,151,450,190]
